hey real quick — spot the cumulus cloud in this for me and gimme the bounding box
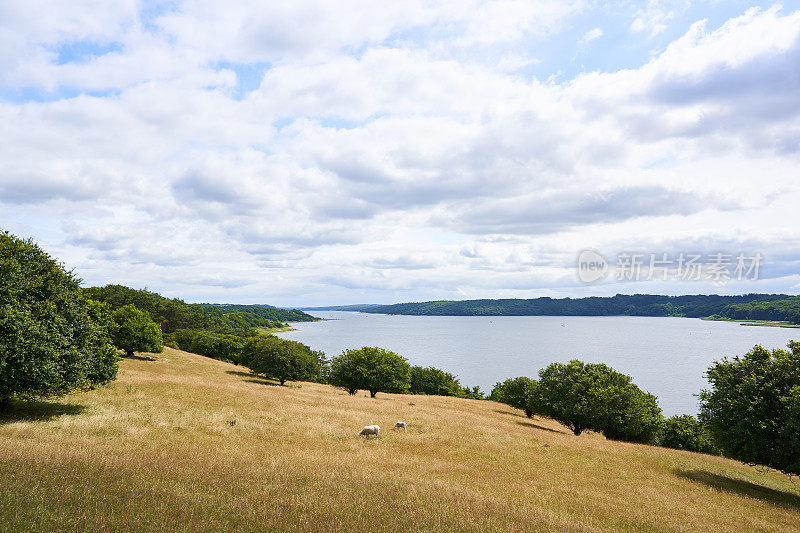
[1,2,799,304]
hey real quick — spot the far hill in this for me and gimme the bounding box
[310,294,800,323]
[1,348,798,531]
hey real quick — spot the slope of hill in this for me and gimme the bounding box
[1,349,798,531]
[313,294,800,323]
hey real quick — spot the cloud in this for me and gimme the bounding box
[630,0,690,36]
[1,3,799,304]
[436,185,744,235]
[580,27,603,45]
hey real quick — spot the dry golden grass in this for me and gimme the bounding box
[1,348,799,532]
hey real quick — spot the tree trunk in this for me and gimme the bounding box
[0,394,10,412]
[126,349,134,358]
[348,388,357,395]
[370,390,377,398]
[280,378,286,386]
[572,425,582,436]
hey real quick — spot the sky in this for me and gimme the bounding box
[2,1,800,306]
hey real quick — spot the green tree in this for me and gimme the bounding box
[189,331,245,365]
[0,231,118,408]
[659,415,719,455]
[111,304,164,358]
[242,335,320,385]
[530,360,663,443]
[410,366,461,396]
[490,376,537,417]
[329,347,411,397]
[699,342,800,475]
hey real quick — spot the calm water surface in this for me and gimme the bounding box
[277,312,800,416]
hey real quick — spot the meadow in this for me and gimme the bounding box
[1,348,799,532]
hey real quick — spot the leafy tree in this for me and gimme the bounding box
[0,231,118,408]
[659,415,719,455]
[530,360,663,443]
[410,366,461,396]
[189,330,245,365]
[593,382,663,444]
[329,347,411,397]
[313,350,330,384]
[84,300,123,385]
[111,305,164,358]
[242,335,320,385]
[699,342,800,475]
[490,376,537,417]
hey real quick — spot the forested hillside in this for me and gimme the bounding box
[83,285,318,335]
[314,294,800,323]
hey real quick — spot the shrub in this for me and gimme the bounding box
[242,335,320,385]
[329,347,410,397]
[490,376,537,417]
[111,304,164,358]
[699,342,800,475]
[0,231,118,407]
[659,415,719,455]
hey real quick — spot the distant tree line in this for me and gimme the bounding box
[82,284,322,366]
[83,284,319,336]
[322,294,800,323]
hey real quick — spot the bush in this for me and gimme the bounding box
[111,304,164,358]
[659,415,719,455]
[329,347,410,397]
[490,376,537,417]
[530,360,663,443]
[190,330,245,364]
[242,335,320,385]
[699,342,800,475]
[0,231,118,407]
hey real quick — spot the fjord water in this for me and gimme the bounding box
[277,311,800,416]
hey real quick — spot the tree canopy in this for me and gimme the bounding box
[242,335,321,385]
[0,231,118,407]
[658,415,719,455]
[490,376,537,417]
[329,347,411,397]
[699,342,800,475]
[111,305,164,358]
[530,360,663,443]
[409,365,483,399]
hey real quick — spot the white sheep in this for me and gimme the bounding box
[358,425,380,438]
[394,421,407,432]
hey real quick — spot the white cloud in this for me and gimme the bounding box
[580,27,603,45]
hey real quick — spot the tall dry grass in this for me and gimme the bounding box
[1,348,799,532]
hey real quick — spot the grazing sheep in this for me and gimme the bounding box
[394,421,407,432]
[358,425,380,438]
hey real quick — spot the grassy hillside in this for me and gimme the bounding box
[1,350,799,532]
